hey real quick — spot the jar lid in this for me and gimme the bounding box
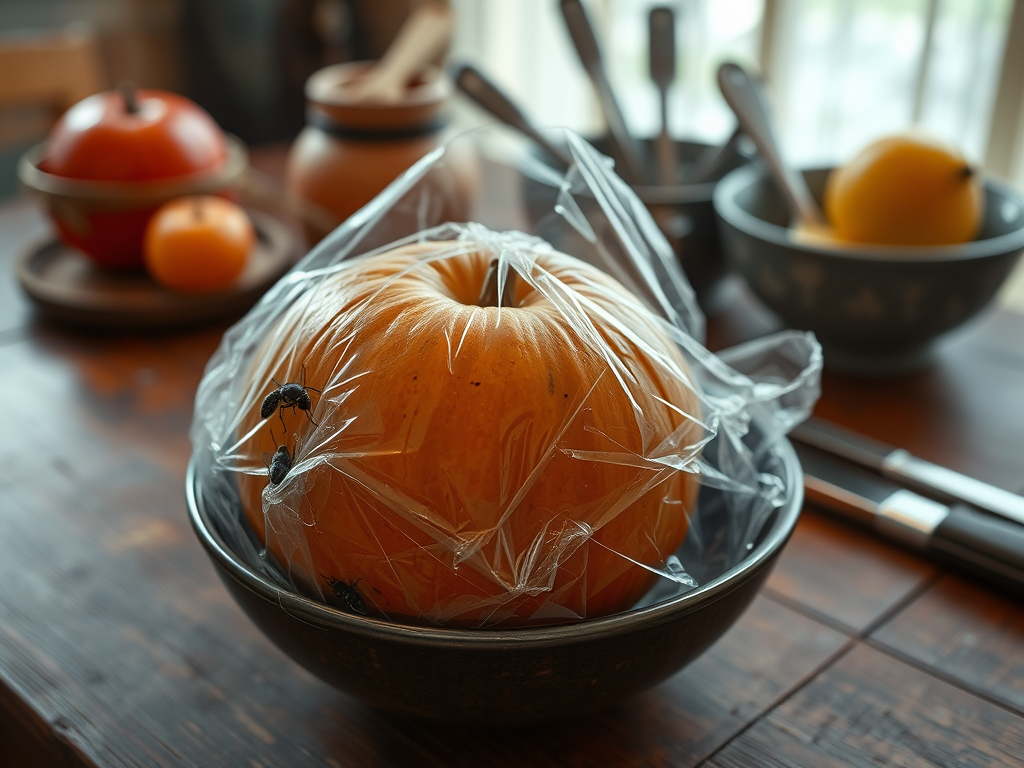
[305,61,451,133]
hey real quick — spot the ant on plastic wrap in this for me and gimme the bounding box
[262,443,293,486]
[261,364,322,432]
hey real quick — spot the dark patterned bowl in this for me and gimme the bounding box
[714,165,1024,374]
[186,432,802,726]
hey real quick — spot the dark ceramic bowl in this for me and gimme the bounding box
[715,164,1024,374]
[187,432,802,726]
[523,138,749,314]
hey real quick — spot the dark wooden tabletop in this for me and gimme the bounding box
[2,150,1024,767]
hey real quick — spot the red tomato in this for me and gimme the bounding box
[43,89,227,181]
[42,88,229,269]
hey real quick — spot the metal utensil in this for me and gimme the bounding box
[797,441,1024,594]
[559,0,645,184]
[688,125,742,185]
[453,64,574,167]
[716,62,826,229]
[648,6,677,186]
[791,417,1024,527]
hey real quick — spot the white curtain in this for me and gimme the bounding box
[449,0,1011,169]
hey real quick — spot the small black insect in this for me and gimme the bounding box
[261,364,322,431]
[262,444,293,486]
[325,576,368,615]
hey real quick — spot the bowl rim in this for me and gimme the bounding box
[18,134,249,205]
[185,435,803,649]
[713,163,1024,262]
[543,137,751,204]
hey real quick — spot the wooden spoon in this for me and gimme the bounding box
[346,0,454,103]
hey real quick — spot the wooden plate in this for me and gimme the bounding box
[17,210,300,331]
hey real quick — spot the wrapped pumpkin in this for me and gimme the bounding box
[236,234,705,626]
[192,129,821,629]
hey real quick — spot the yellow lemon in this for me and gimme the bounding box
[824,133,983,246]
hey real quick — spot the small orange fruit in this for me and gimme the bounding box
[824,133,983,246]
[144,195,254,292]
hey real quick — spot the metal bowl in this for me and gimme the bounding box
[715,164,1024,374]
[186,429,802,726]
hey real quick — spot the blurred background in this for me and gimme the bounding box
[1,0,1021,197]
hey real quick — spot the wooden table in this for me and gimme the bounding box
[2,167,1024,766]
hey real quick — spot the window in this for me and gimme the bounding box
[450,0,1016,174]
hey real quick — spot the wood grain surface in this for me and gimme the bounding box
[764,510,938,633]
[706,644,1024,768]
[871,574,1024,713]
[2,153,1024,766]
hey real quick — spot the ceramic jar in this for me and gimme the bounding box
[286,61,456,243]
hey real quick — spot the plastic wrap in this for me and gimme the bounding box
[190,127,822,628]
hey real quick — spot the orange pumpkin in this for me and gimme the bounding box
[237,240,703,627]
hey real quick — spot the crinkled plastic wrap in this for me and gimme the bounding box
[191,127,822,628]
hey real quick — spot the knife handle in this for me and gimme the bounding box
[929,504,1024,594]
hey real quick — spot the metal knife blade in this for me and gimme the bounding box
[791,417,1024,527]
[795,441,1024,593]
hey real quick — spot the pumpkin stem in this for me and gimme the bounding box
[478,258,518,308]
[960,164,975,180]
[120,81,139,115]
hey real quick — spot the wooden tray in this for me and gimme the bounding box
[17,210,300,331]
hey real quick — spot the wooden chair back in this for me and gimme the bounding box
[0,26,105,147]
